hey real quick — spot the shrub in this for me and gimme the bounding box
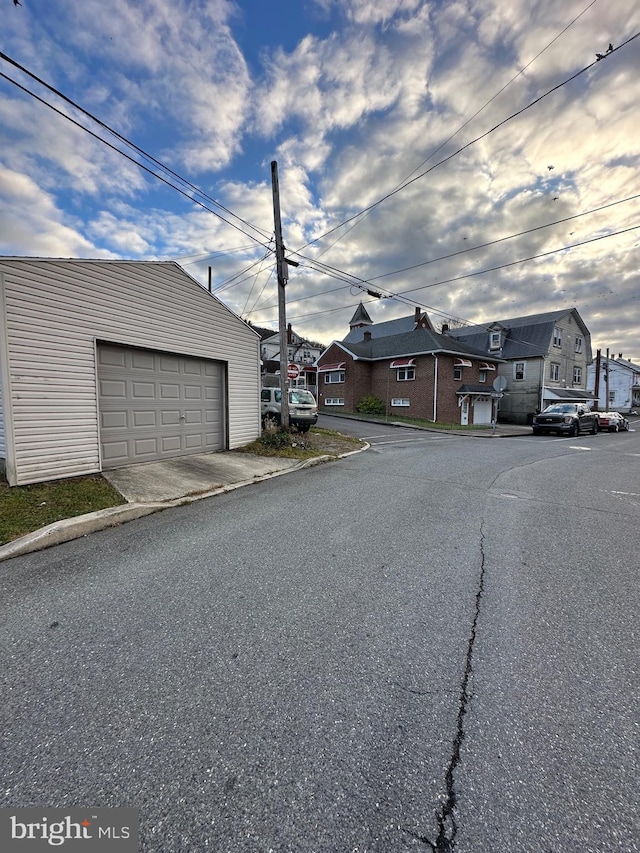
[356,395,386,415]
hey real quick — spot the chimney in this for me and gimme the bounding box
[363,330,372,343]
[442,323,449,334]
[415,307,421,322]
[287,323,293,344]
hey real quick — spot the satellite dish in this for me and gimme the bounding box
[493,376,507,392]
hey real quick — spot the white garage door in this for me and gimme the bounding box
[473,398,493,425]
[98,343,225,468]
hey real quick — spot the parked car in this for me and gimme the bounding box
[596,411,630,432]
[261,387,318,432]
[532,403,598,436]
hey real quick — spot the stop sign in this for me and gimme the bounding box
[287,363,300,379]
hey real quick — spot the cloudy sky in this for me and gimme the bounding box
[2,0,639,360]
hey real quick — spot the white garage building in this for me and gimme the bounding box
[0,258,261,486]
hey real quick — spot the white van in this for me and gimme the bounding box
[260,387,318,432]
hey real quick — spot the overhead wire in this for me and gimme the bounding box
[248,193,640,312]
[0,50,274,247]
[292,30,639,255]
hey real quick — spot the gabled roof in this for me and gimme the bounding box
[348,302,373,328]
[334,327,503,363]
[446,308,590,359]
[598,356,640,372]
[343,314,418,343]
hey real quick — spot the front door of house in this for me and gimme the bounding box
[461,399,469,425]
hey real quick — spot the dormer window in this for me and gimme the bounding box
[489,331,502,350]
[553,327,562,347]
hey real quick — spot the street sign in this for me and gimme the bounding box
[287,363,300,379]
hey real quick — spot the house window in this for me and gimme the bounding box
[514,361,526,381]
[609,391,616,404]
[575,336,583,353]
[553,327,562,347]
[391,398,410,407]
[489,332,501,350]
[573,366,582,384]
[479,369,487,383]
[549,363,560,381]
[396,366,415,381]
[454,366,462,381]
[325,398,344,406]
[324,371,345,384]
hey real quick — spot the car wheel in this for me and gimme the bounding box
[298,424,310,433]
[571,422,579,437]
[591,420,598,435]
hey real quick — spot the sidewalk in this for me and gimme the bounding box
[322,412,533,438]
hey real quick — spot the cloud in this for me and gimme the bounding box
[1,0,639,362]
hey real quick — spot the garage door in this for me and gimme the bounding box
[97,343,224,468]
[473,398,493,425]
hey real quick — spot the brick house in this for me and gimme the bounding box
[317,306,503,425]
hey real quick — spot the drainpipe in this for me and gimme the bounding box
[433,354,438,421]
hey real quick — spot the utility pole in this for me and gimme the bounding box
[605,347,610,412]
[271,160,289,429]
[594,349,601,410]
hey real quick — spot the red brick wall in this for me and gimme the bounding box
[317,345,498,423]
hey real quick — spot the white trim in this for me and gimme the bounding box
[0,273,17,484]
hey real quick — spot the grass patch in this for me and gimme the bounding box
[235,426,363,459]
[0,475,126,546]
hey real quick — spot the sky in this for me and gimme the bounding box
[1,0,640,361]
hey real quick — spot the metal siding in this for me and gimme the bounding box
[0,259,260,485]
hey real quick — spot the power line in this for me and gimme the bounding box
[257,221,640,328]
[395,222,640,298]
[293,29,638,253]
[0,50,273,246]
[247,193,640,313]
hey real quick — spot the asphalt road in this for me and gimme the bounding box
[1,418,638,852]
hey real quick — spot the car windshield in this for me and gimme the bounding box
[543,404,578,414]
[289,390,315,405]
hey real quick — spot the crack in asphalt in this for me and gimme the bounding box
[407,521,486,851]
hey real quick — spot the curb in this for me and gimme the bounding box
[321,413,530,438]
[0,443,369,563]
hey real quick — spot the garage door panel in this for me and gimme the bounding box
[132,382,155,398]
[160,356,180,373]
[100,379,127,398]
[132,352,155,370]
[133,411,157,427]
[98,344,224,468]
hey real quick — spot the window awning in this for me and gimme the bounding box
[479,362,496,371]
[390,358,415,368]
[454,358,472,367]
[318,362,345,372]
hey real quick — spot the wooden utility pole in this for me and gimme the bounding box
[593,349,601,410]
[271,160,289,429]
